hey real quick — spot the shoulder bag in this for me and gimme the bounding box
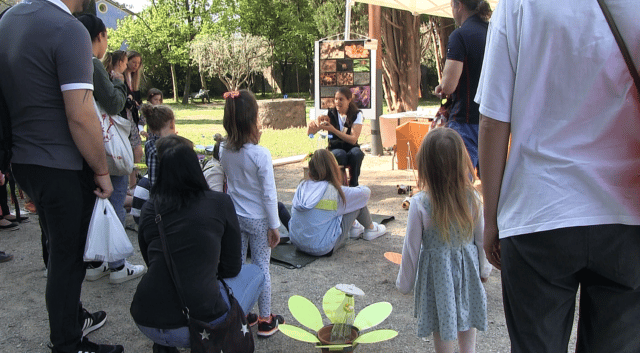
[153,201,254,353]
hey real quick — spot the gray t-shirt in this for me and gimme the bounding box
[0,0,94,170]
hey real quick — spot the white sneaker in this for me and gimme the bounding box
[85,262,109,281]
[110,261,146,284]
[363,222,387,241]
[349,221,365,239]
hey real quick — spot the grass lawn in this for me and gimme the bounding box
[162,96,440,159]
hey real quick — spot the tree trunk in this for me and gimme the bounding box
[429,16,455,81]
[380,8,421,113]
[181,65,192,105]
[279,59,288,95]
[199,69,208,91]
[170,63,179,103]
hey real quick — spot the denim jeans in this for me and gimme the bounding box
[447,121,479,169]
[107,174,129,269]
[136,263,264,348]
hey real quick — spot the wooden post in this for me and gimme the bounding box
[369,4,384,156]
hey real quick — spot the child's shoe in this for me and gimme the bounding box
[257,314,285,337]
[363,222,387,241]
[247,312,258,327]
[349,221,365,239]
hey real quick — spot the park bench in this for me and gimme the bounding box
[189,89,210,103]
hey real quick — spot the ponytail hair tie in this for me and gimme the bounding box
[223,91,241,99]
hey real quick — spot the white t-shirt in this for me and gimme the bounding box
[337,111,363,132]
[475,0,640,238]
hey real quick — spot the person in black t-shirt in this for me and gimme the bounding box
[435,0,492,171]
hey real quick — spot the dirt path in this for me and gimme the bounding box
[0,152,577,352]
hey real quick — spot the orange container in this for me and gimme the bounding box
[395,121,431,170]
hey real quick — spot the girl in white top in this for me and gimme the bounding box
[219,89,284,337]
[396,128,491,353]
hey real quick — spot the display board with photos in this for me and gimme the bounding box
[314,39,377,120]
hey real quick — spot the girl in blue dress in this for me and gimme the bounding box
[396,127,491,353]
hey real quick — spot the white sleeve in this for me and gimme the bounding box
[338,185,371,215]
[396,195,425,295]
[475,0,516,123]
[256,148,280,229]
[473,206,492,279]
[353,111,364,125]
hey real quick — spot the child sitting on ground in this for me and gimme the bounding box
[141,104,176,186]
[396,127,491,353]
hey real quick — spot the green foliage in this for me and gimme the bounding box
[191,34,271,91]
[311,0,369,39]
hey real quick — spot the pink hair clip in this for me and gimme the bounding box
[223,91,241,99]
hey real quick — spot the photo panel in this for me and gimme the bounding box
[336,59,353,72]
[320,41,344,59]
[353,72,370,86]
[353,59,370,72]
[321,97,335,109]
[320,60,337,73]
[321,86,340,98]
[350,86,371,109]
[344,42,369,59]
[337,72,354,86]
[320,72,337,86]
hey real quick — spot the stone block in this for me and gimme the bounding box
[257,98,306,130]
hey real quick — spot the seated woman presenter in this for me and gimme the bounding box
[131,135,264,353]
[288,149,387,257]
[308,87,364,186]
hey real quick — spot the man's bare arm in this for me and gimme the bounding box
[478,114,510,269]
[62,89,113,198]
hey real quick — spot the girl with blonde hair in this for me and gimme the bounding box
[396,127,491,353]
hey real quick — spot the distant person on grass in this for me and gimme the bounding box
[0,0,122,351]
[289,149,387,256]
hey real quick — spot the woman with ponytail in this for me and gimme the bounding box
[434,0,491,174]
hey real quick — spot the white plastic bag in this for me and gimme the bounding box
[84,198,134,263]
[94,100,134,176]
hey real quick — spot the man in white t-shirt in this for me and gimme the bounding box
[476,1,640,352]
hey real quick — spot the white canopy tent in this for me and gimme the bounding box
[352,0,499,18]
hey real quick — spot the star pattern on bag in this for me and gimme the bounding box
[200,329,210,340]
[241,323,249,336]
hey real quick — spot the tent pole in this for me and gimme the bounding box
[344,0,352,40]
[369,4,384,156]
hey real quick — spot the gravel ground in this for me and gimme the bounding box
[0,152,578,352]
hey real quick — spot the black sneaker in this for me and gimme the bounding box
[152,343,179,353]
[257,314,285,337]
[80,309,107,337]
[73,337,123,353]
[246,312,258,327]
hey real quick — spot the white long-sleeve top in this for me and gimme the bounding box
[396,192,492,294]
[219,143,279,229]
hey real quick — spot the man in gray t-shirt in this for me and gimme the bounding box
[0,0,121,352]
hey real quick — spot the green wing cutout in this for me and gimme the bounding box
[322,286,346,324]
[352,329,398,344]
[353,302,393,331]
[278,324,321,343]
[288,295,324,332]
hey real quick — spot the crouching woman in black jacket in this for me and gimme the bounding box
[131,135,264,352]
